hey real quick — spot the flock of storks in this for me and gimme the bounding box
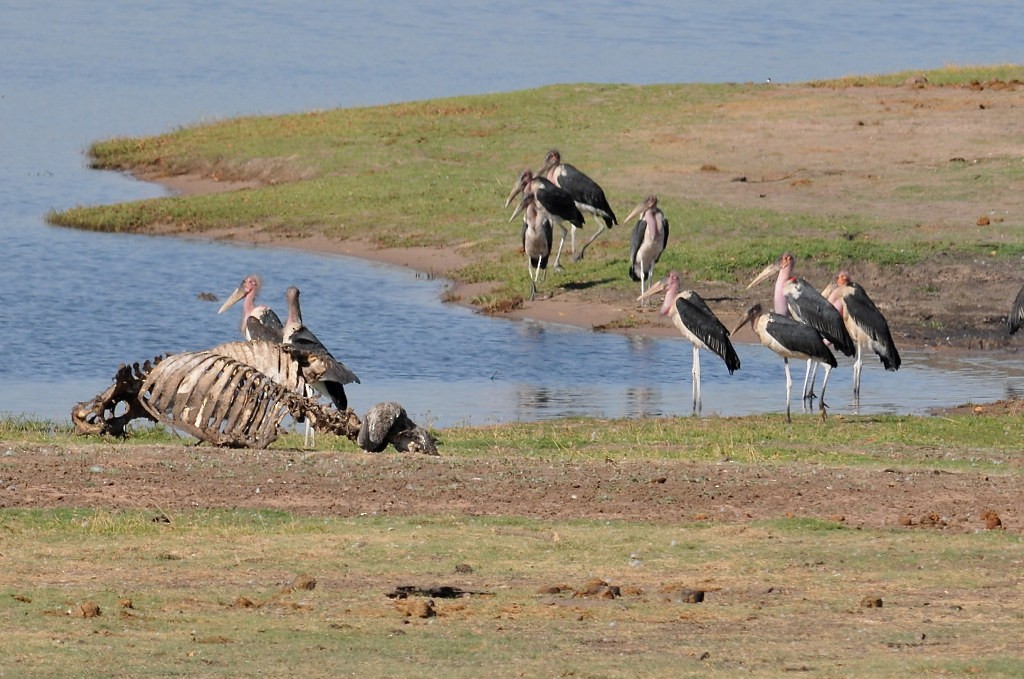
[503,149,906,422]
[217,148,1024,428]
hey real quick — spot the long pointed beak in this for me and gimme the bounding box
[623,202,645,225]
[509,195,528,222]
[217,287,246,314]
[731,310,754,336]
[636,277,667,303]
[746,262,780,290]
[504,181,524,209]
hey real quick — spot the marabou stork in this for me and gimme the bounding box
[733,303,837,422]
[746,252,855,398]
[282,286,361,447]
[218,274,284,342]
[825,271,901,401]
[508,190,554,301]
[638,270,740,413]
[504,169,584,270]
[538,149,617,261]
[1008,284,1024,334]
[626,196,669,304]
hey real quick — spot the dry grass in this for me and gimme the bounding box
[1,510,1022,677]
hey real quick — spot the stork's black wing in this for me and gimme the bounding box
[556,163,617,228]
[786,278,854,356]
[677,291,741,374]
[246,308,284,343]
[764,313,837,367]
[534,178,585,228]
[843,283,901,371]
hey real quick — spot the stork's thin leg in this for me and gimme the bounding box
[784,358,793,423]
[552,225,569,269]
[573,223,607,262]
[692,344,702,414]
[569,225,577,254]
[301,384,317,448]
[802,358,818,400]
[853,345,863,400]
[528,257,537,301]
[819,364,833,420]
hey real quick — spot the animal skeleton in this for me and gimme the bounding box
[73,345,436,454]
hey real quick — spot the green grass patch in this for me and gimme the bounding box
[45,65,1024,312]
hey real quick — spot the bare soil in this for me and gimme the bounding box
[0,441,1017,534]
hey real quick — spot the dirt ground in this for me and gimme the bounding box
[0,441,1017,534]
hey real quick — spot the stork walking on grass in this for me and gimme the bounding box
[733,303,837,422]
[504,169,584,270]
[824,271,901,403]
[283,286,361,447]
[626,196,669,304]
[746,252,854,399]
[538,149,617,261]
[218,274,284,342]
[637,270,740,414]
[508,190,554,301]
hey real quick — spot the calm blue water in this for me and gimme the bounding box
[2,1,1023,427]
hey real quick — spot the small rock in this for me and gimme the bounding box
[396,598,436,618]
[981,510,1003,530]
[291,574,317,591]
[681,589,705,604]
[71,601,101,618]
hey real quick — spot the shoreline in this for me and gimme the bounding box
[148,172,1018,354]
[151,173,693,342]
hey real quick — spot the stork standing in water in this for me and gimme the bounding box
[825,271,901,402]
[538,149,617,261]
[218,274,284,342]
[283,286,361,447]
[508,190,553,301]
[733,303,837,422]
[638,270,740,414]
[504,169,584,270]
[746,252,854,399]
[626,196,669,304]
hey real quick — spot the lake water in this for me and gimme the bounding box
[3,1,1024,428]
